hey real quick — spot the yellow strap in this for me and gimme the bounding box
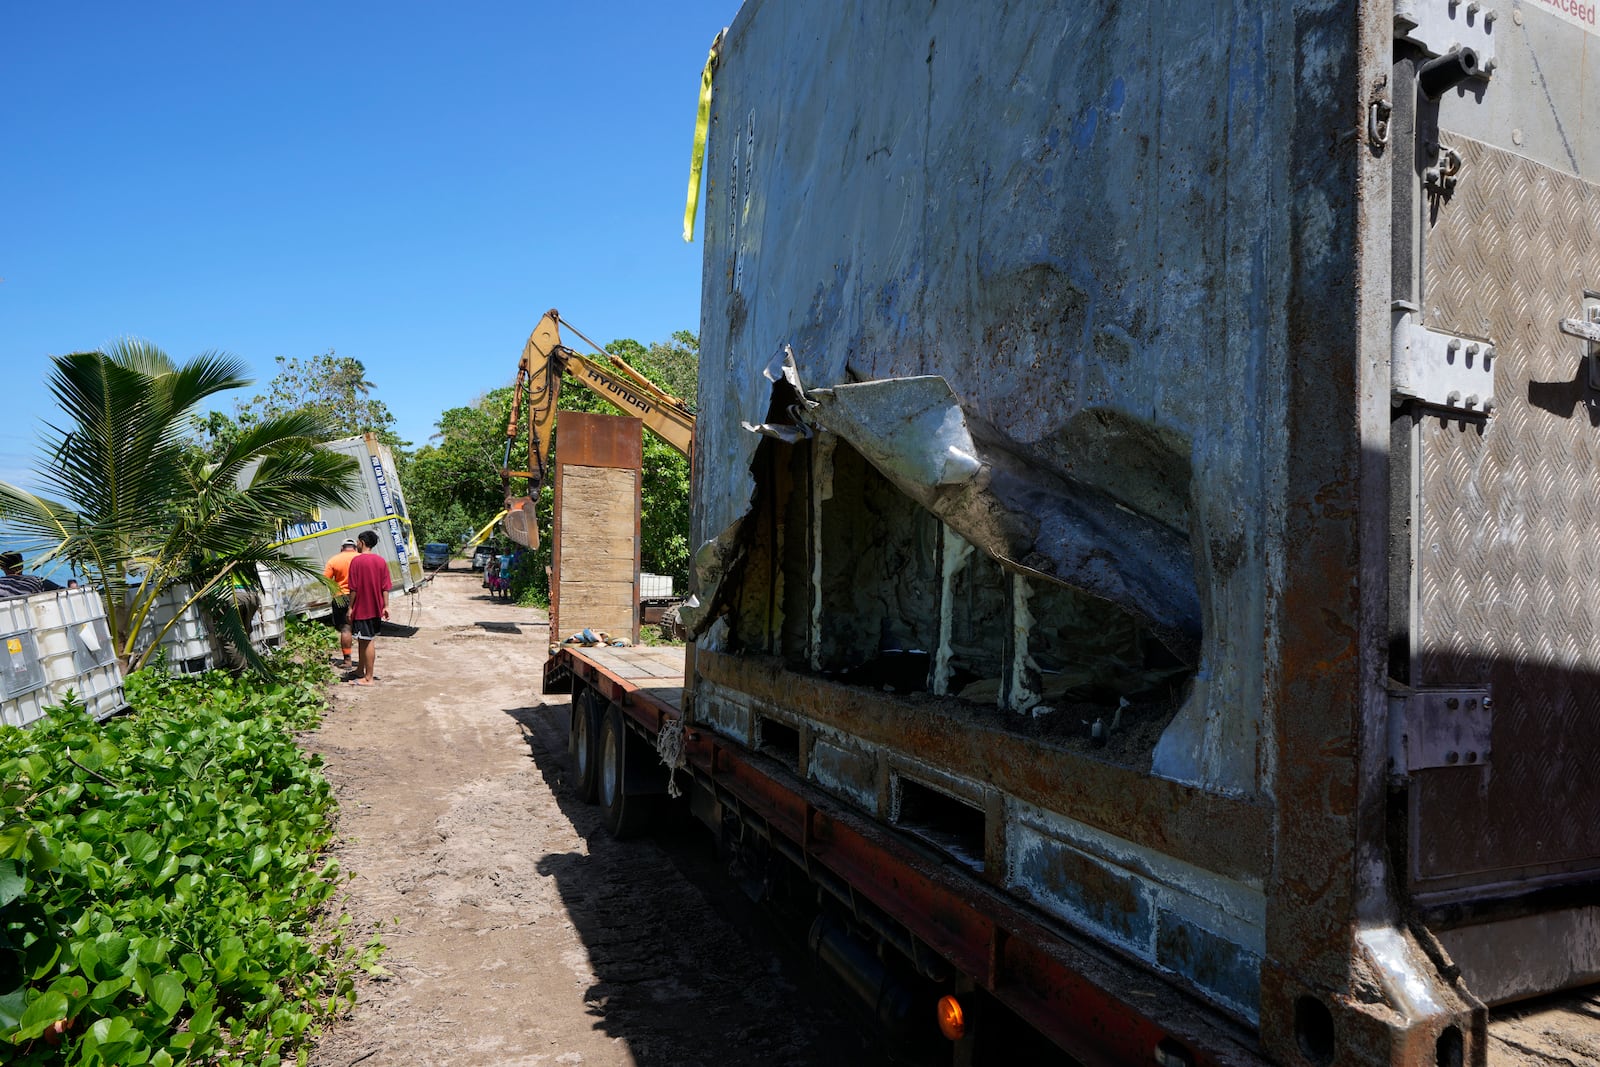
[463,510,509,549]
[683,29,726,242]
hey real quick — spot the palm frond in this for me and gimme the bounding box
[204,410,338,491]
[151,348,253,420]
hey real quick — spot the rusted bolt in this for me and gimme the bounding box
[1466,751,1478,763]
[1446,697,1460,710]
[1447,751,1460,764]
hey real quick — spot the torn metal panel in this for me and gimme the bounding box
[677,510,750,639]
[807,375,1201,663]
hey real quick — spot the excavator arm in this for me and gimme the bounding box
[501,309,695,548]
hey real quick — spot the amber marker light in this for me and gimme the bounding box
[937,994,967,1041]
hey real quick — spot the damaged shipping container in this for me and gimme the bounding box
[681,0,1600,1063]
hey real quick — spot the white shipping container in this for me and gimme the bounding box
[242,433,425,620]
[0,587,128,728]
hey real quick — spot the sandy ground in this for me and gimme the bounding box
[304,569,872,1067]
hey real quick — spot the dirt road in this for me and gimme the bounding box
[306,569,871,1067]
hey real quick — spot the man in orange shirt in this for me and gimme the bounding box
[324,537,359,669]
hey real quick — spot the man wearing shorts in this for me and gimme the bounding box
[324,537,359,668]
[346,530,392,686]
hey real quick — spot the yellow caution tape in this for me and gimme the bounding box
[683,28,726,243]
[268,513,414,549]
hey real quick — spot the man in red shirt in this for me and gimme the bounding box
[346,530,392,686]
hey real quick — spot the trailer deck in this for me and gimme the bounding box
[543,644,685,714]
[544,642,1271,1066]
[545,640,1600,1065]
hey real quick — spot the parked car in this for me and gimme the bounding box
[421,542,452,570]
[470,545,496,572]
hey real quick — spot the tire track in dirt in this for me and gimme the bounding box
[305,571,872,1067]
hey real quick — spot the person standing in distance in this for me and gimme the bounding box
[346,530,391,686]
[323,537,359,669]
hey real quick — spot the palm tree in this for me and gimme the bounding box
[0,341,360,671]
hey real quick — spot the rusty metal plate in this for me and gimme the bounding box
[1412,133,1600,896]
[554,410,644,470]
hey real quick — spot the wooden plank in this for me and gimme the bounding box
[559,466,636,504]
[550,415,641,644]
[557,582,637,610]
[557,540,637,575]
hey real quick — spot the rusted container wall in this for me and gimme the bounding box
[692,0,1300,1024]
[695,0,1293,796]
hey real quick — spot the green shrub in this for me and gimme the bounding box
[0,620,378,1066]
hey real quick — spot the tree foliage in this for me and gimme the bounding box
[405,331,698,596]
[192,352,402,462]
[0,342,359,671]
[401,388,515,548]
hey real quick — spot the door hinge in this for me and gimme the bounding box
[1389,686,1493,775]
[1392,302,1498,414]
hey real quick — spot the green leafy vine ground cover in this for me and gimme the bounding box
[0,621,380,1066]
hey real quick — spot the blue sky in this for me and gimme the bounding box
[0,1,739,485]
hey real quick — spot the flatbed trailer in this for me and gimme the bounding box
[546,645,1600,1066]
[545,642,1275,1065]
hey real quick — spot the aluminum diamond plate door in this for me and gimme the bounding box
[1412,133,1600,898]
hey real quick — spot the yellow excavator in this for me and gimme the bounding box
[500,308,696,549]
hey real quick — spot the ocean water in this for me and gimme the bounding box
[0,532,82,584]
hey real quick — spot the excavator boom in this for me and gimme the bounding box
[500,309,695,549]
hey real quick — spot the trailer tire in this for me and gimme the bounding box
[569,690,600,804]
[599,706,651,839]
[658,604,685,643]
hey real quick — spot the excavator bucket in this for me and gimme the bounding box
[504,498,539,549]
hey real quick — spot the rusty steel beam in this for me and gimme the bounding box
[677,719,1270,1067]
[549,645,1267,1063]
[697,649,1269,885]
